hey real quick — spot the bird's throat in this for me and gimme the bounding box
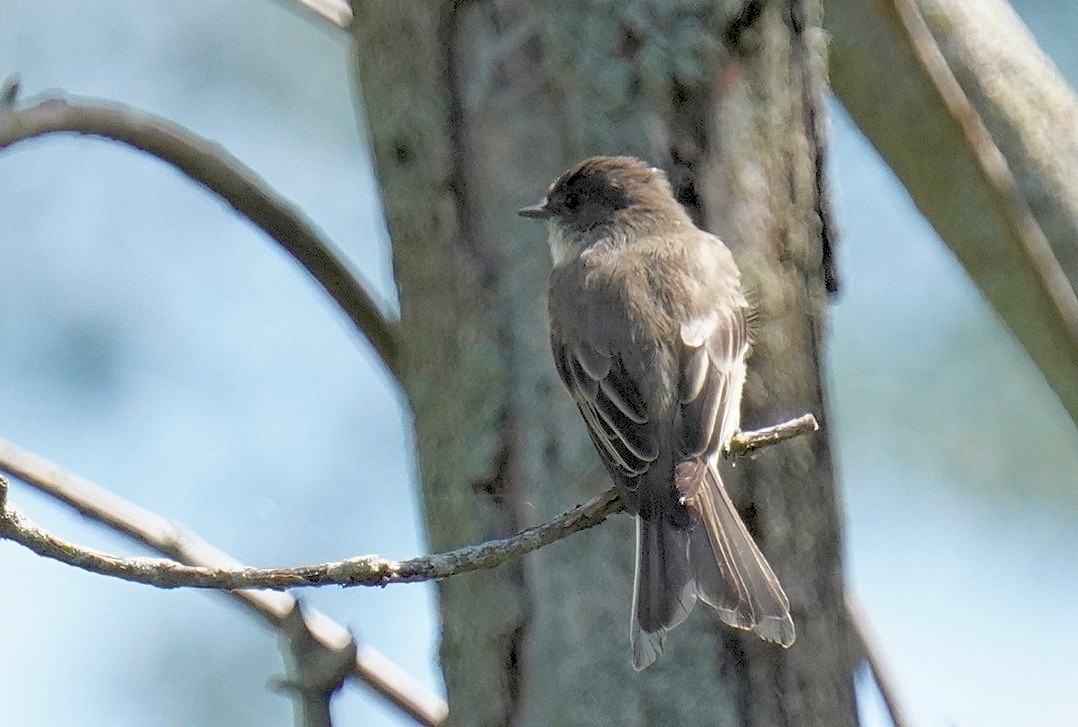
[547,224,573,267]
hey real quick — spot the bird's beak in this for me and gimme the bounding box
[517,200,550,219]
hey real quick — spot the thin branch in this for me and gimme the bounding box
[0,415,817,592]
[847,593,912,727]
[726,413,819,458]
[0,440,446,726]
[0,415,816,721]
[0,92,400,381]
[0,476,621,590]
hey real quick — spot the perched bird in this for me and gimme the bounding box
[519,156,795,669]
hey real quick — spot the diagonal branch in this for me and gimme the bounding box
[0,438,446,726]
[826,0,1078,422]
[0,415,817,592]
[847,594,913,727]
[0,89,400,380]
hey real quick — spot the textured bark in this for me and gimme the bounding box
[351,1,855,724]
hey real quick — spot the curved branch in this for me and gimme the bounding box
[0,476,622,590]
[0,92,400,380]
[0,415,817,592]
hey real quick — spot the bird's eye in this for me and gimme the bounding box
[563,192,580,210]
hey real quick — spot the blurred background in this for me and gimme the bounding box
[1,1,1075,725]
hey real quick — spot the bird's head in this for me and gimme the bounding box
[519,156,685,262]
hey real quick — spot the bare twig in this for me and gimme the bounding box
[0,93,400,380]
[0,415,814,723]
[0,415,816,592]
[847,594,912,727]
[0,440,446,726]
[0,476,621,590]
[726,413,819,458]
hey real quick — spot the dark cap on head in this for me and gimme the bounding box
[518,156,684,231]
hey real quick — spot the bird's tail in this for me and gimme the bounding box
[630,460,795,669]
[677,458,796,648]
[630,506,697,671]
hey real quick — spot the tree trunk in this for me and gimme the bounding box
[351,1,856,724]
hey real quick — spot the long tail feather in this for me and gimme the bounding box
[630,513,697,670]
[677,459,795,647]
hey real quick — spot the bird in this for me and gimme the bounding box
[519,155,795,669]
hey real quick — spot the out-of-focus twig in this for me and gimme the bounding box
[827,0,1078,422]
[0,92,400,380]
[0,441,445,726]
[847,594,912,727]
[273,603,358,727]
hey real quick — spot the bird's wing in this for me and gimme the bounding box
[674,305,747,458]
[674,304,796,647]
[551,333,659,481]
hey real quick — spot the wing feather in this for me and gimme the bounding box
[674,302,794,646]
[552,337,658,479]
[677,308,747,455]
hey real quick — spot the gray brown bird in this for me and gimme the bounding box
[519,156,795,669]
